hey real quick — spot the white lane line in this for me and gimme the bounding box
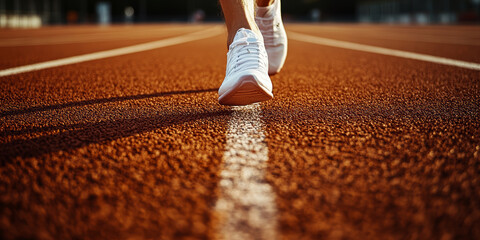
[0,26,223,77]
[288,31,480,71]
[215,103,278,240]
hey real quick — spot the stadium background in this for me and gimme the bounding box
[1,0,479,27]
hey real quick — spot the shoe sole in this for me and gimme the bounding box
[218,75,273,106]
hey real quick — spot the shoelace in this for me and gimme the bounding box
[226,36,268,76]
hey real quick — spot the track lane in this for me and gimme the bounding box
[288,31,480,71]
[0,27,194,46]
[1,30,230,239]
[287,24,480,63]
[0,24,210,40]
[264,35,480,239]
[0,27,223,77]
[0,25,214,70]
[1,23,479,240]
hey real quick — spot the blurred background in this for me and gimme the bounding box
[0,0,479,28]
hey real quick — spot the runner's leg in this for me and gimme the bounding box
[219,0,262,47]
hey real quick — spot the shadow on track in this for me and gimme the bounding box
[0,88,218,117]
[0,109,231,162]
[0,88,228,162]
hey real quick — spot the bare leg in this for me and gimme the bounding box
[219,0,261,47]
[256,0,275,7]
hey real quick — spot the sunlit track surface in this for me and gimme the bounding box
[1,24,480,240]
[0,24,218,70]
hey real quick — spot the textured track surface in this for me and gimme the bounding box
[1,24,479,239]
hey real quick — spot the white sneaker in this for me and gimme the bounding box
[255,0,288,75]
[218,28,273,106]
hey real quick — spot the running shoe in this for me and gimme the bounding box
[218,28,273,106]
[255,0,288,75]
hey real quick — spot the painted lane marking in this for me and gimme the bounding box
[215,103,278,240]
[288,31,480,71]
[0,26,223,77]
[288,26,480,46]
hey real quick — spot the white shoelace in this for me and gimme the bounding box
[226,35,268,76]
